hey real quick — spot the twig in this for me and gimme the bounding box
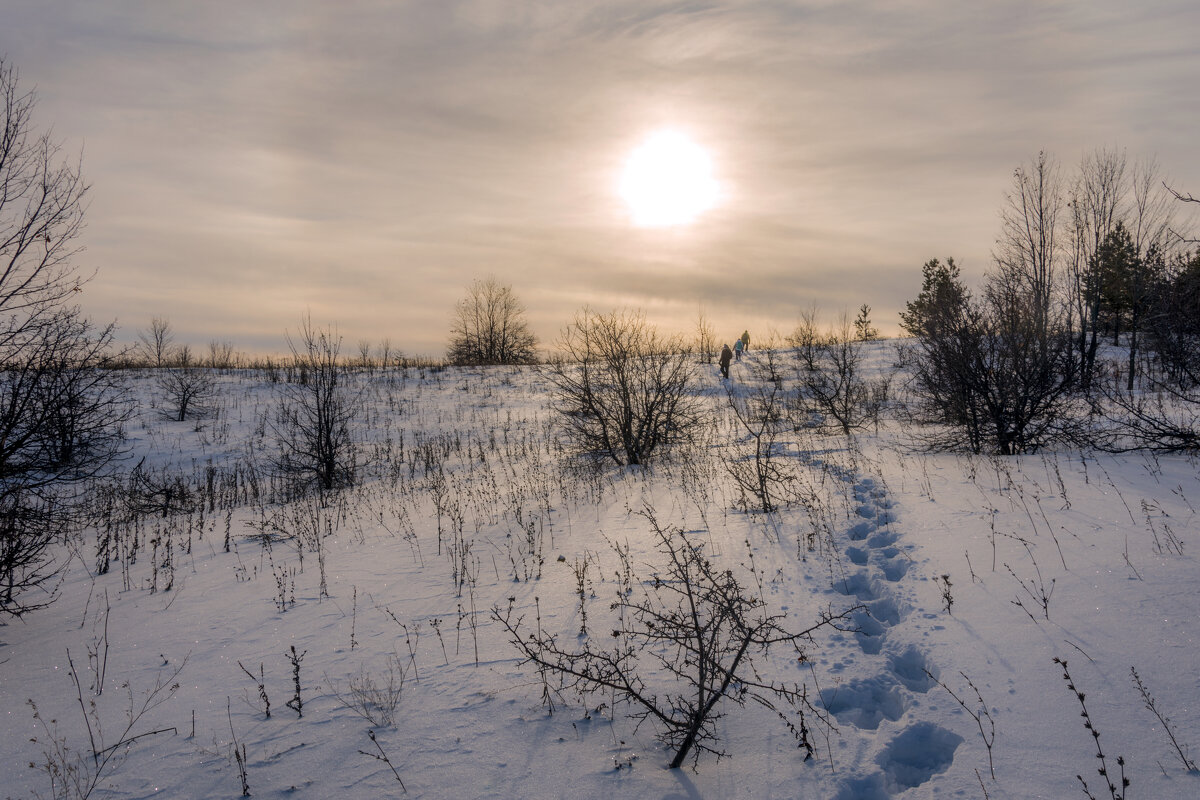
[66,649,100,764]
[1054,657,1129,799]
[1131,666,1198,772]
[227,697,250,797]
[359,729,407,792]
[927,669,995,779]
[94,726,177,757]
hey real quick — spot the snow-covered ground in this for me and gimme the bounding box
[2,345,1199,799]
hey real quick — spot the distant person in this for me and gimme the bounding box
[719,343,733,379]
[740,330,750,353]
[733,337,743,361]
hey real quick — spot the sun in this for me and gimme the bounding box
[619,130,719,227]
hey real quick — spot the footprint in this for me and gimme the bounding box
[847,521,875,541]
[852,610,887,654]
[846,546,869,565]
[820,674,906,730]
[876,552,909,582]
[867,596,907,626]
[888,645,938,693]
[867,529,898,548]
[876,722,963,790]
[833,774,889,800]
[836,571,881,601]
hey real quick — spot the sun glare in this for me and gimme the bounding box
[619,130,719,227]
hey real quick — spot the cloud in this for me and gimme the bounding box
[4,0,1199,354]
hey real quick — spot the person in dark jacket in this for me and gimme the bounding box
[719,343,733,379]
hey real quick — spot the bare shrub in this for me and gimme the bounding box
[158,351,217,422]
[792,312,888,435]
[724,363,793,513]
[29,652,186,800]
[207,339,236,369]
[330,653,408,728]
[0,313,130,615]
[899,262,1080,454]
[1093,376,1200,453]
[544,308,703,466]
[495,508,857,769]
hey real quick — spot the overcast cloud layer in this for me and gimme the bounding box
[3,0,1198,356]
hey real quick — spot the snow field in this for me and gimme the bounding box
[1,348,1199,799]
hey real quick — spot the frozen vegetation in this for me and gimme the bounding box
[2,342,1199,799]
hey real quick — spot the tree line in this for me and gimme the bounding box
[899,150,1199,454]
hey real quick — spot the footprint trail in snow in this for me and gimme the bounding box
[813,470,963,798]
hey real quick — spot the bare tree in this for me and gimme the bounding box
[172,343,193,369]
[0,58,128,615]
[207,339,235,370]
[1165,184,1200,244]
[899,252,1079,454]
[1128,158,1178,265]
[494,509,856,769]
[907,285,1079,455]
[789,305,824,374]
[792,313,888,436]
[375,337,392,370]
[750,327,786,386]
[447,277,538,366]
[271,315,359,491]
[1121,159,1180,388]
[356,338,374,372]
[694,306,716,364]
[0,58,89,335]
[1066,152,1182,388]
[993,151,1065,335]
[1145,250,1200,389]
[1067,148,1127,387]
[136,316,175,367]
[544,308,703,466]
[159,363,216,421]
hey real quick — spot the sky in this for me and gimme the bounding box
[3,0,1199,357]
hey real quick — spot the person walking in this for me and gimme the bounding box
[719,343,733,379]
[740,330,750,353]
[733,337,743,361]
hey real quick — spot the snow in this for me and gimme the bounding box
[3,346,1200,799]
